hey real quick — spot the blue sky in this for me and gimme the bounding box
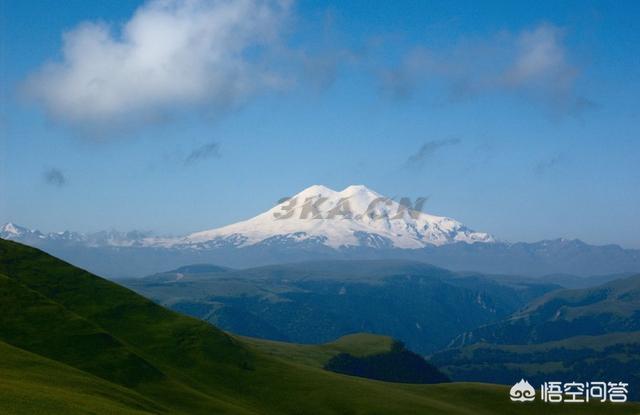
[1,0,639,247]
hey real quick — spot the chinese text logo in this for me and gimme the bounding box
[510,380,629,403]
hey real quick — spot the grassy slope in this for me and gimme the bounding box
[0,340,159,415]
[1,239,639,415]
[240,333,396,368]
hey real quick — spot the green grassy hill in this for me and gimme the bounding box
[0,339,160,415]
[241,333,396,368]
[1,239,638,414]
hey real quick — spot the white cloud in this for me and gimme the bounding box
[507,24,573,86]
[24,0,291,129]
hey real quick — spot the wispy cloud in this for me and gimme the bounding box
[43,168,67,187]
[405,138,461,168]
[534,153,566,175]
[377,23,590,115]
[300,9,365,91]
[23,0,292,132]
[184,141,221,165]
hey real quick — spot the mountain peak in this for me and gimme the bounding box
[294,184,337,198]
[1,222,28,236]
[341,184,372,193]
[339,184,381,198]
[293,185,381,199]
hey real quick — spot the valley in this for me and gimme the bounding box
[123,260,558,353]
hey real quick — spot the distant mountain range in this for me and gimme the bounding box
[448,273,640,347]
[432,274,640,399]
[3,185,640,278]
[123,259,561,354]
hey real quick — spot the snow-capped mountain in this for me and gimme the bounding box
[1,222,38,239]
[180,185,494,249]
[2,185,493,250]
[0,222,153,248]
[3,185,639,279]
